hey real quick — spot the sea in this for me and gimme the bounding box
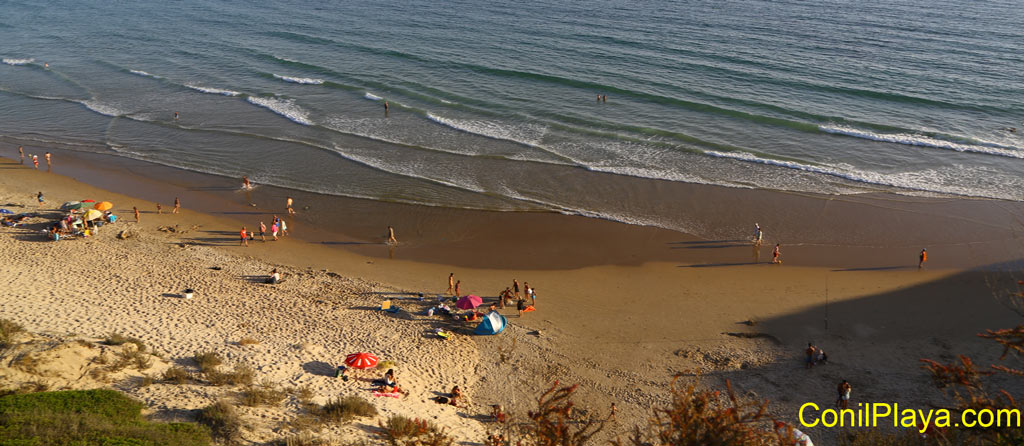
[2,0,1023,233]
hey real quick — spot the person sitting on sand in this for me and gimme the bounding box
[491,404,507,423]
[816,348,828,365]
[380,369,403,394]
[266,268,281,284]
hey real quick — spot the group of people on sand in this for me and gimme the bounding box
[18,146,52,171]
[240,215,288,246]
[500,279,537,316]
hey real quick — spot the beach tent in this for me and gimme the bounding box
[474,311,507,335]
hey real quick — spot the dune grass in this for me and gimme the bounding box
[0,389,210,446]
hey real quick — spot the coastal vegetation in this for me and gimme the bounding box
[0,389,211,445]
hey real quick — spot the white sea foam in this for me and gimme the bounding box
[2,58,34,66]
[78,100,124,117]
[702,149,1021,200]
[246,96,313,125]
[364,92,383,101]
[272,74,324,85]
[185,83,241,96]
[820,125,1024,159]
[129,69,161,79]
[426,113,547,148]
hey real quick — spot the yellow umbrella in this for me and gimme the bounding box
[83,209,103,221]
[94,201,113,211]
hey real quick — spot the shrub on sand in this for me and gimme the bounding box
[242,381,286,407]
[378,415,453,446]
[193,351,223,373]
[318,395,378,422]
[197,399,244,444]
[105,333,147,352]
[163,366,191,385]
[0,319,25,347]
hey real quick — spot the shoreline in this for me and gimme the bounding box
[5,144,1024,273]
[3,151,1024,444]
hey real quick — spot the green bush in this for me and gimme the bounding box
[0,389,210,445]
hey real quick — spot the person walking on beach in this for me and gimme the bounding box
[133,206,140,223]
[259,221,267,242]
[271,221,279,241]
[31,154,38,169]
[173,197,180,214]
[156,203,162,214]
[513,279,520,299]
[280,218,288,236]
[446,273,455,296]
[918,249,927,270]
[836,380,851,410]
[387,226,397,245]
[18,146,24,164]
[240,227,249,247]
[45,152,51,169]
[36,191,44,206]
[454,280,461,297]
[772,244,782,264]
[286,197,295,215]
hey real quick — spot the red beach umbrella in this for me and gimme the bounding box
[456,295,483,310]
[344,352,379,369]
[81,199,96,203]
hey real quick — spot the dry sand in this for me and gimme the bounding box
[1,154,1023,445]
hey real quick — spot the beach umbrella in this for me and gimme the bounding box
[0,209,12,214]
[344,352,379,369]
[60,201,81,210]
[83,209,103,221]
[456,295,483,310]
[81,199,96,203]
[94,201,113,211]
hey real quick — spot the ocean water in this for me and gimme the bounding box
[2,0,1023,232]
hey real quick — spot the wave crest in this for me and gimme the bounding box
[246,96,313,125]
[2,58,34,66]
[185,83,241,96]
[272,74,324,85]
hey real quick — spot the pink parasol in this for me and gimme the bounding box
[456,295,483,310]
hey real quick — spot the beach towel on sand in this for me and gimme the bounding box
[372,391,402,398]
[523,305,536,312]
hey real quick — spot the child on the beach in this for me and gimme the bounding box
[36,191,44,206]
[772,244,782,264]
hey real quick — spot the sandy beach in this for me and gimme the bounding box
[2,152,1023,445]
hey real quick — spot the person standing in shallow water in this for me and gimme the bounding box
[18,146,24,164]
[387,226,397,244]
[133,206,140,223]
[772,244,782,264]
[44,152,51,169]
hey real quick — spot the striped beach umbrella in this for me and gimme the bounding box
[344,352,379,369]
